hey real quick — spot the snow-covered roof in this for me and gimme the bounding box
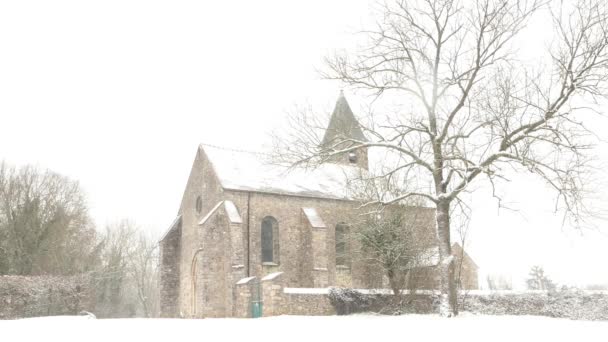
[302,207,327,228]
[224,200,243,224]
[261,272,283,281]
[236,276,256,285]
[198,201,224,226]
[202,144,366,200]
[198,200,243,226]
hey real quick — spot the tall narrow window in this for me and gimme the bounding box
[335,223,350,267]
[261,216,279,263]
[195,196,203,213]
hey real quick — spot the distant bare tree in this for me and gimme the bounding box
[94,220,160,318]
[486,274,513,290]
[527,265,556,291]
[94,220,137,317]
[129,230,160,318]
[275,0,608,316]
[585,283,608,290]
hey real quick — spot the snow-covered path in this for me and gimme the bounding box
[2,314,606,342]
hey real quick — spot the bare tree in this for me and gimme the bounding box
[486,274,513,290]
[128,230,160,318]
[94,220,137,317]
[275,0,608,316]
[527,265,556,291]
[94,220,160,318]
[0,161,100,276]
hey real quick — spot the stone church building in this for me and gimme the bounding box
[159,93,478,318]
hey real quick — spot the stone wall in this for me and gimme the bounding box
[235,272,336,317]
[159,223,181,318]
[225,189,438,291]
[261,272,284,317]
[282,290,336,316]
[234,276,256,318]
[175,147,227,317]
[196,209,231,318]
[0,274,94,319]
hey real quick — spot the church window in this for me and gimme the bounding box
[335,223,350,268]
[195,196,203,214]
[348,152,358,163]
[261,216,279,264]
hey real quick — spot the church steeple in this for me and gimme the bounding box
[321,91,369,170]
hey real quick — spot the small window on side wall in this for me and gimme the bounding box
[195,196,203,214]
[261,216,279,264]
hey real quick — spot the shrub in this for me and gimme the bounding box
[0,274,94,319]
[461,289,608,321]
[328,288,372,315]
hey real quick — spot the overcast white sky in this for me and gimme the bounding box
[1,0,607,288]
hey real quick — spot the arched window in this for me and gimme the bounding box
[261,216,279,264]
[335,222,350,267]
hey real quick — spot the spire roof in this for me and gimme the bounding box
[321,92,367,146]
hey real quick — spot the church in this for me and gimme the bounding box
[159,93,479,318]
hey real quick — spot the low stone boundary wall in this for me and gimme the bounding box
[0,274,94,319]
[234,272,336,317]
[234,273,608,321]
[282,288,335,316]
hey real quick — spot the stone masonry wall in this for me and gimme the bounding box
[172,147,228,317]
[261,272,284,317]
[159,225,181,318]
[282,292,335,316]
[239,273,335,317]
[229,190,432,290]
[234,276,256,318]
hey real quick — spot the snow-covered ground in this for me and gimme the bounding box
[1,314,606,342]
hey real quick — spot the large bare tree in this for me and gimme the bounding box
[0,161,99,276]
[275,0,608,316]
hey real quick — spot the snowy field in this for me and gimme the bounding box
[1,314,607,342]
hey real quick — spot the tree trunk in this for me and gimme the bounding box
[436,200,457,317]
[387,269,401,296]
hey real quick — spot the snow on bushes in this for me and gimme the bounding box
[328,287,435,315]
[328,287,373,315]
[0,274,93,319]
[462,289,608,321]
[328,287,608,320]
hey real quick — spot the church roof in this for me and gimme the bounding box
[201,144,366,200]
[321,91,367,146]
